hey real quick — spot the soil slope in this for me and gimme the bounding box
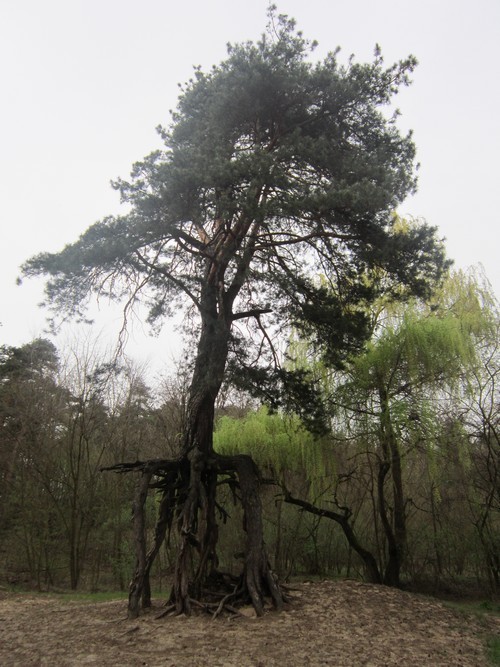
[1,580,498,666]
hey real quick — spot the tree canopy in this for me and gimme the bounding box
[22,11,447,376]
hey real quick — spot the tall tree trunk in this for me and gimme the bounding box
[169,307,230,614]
[128,470,152,618]
[378,385,406,587]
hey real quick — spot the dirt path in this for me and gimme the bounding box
[0,580,498,666]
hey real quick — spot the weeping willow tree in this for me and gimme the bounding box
[435,269,500,590]
[21,9,448,617]
[309,270,495,586]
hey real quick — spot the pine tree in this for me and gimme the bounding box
[21,9,448,616]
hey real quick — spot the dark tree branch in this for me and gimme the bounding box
[231,308,273,321]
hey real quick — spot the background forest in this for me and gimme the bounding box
[1,267,498,598]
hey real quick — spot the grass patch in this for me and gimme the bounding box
[480,600,500,615]
[5,587,129,604]
[442,599,500,666]
[443,599,500,618]
[47,591,129,603]
[487,636,500,665]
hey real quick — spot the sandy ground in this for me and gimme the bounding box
[0,580,499,666]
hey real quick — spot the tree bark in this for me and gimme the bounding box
[128,469,153,619]
[377,385,407,587]
[228,455,283,614]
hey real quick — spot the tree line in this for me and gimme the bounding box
[1,268,498,597]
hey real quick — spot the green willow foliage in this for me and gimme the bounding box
[214,406,327,483]
[332,272,495,453]
[353,312,476,391]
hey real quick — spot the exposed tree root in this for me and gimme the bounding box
[103,450,285,619]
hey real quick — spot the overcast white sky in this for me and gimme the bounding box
[1,0,499,374]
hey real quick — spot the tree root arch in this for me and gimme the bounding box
[103,451,284,618]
